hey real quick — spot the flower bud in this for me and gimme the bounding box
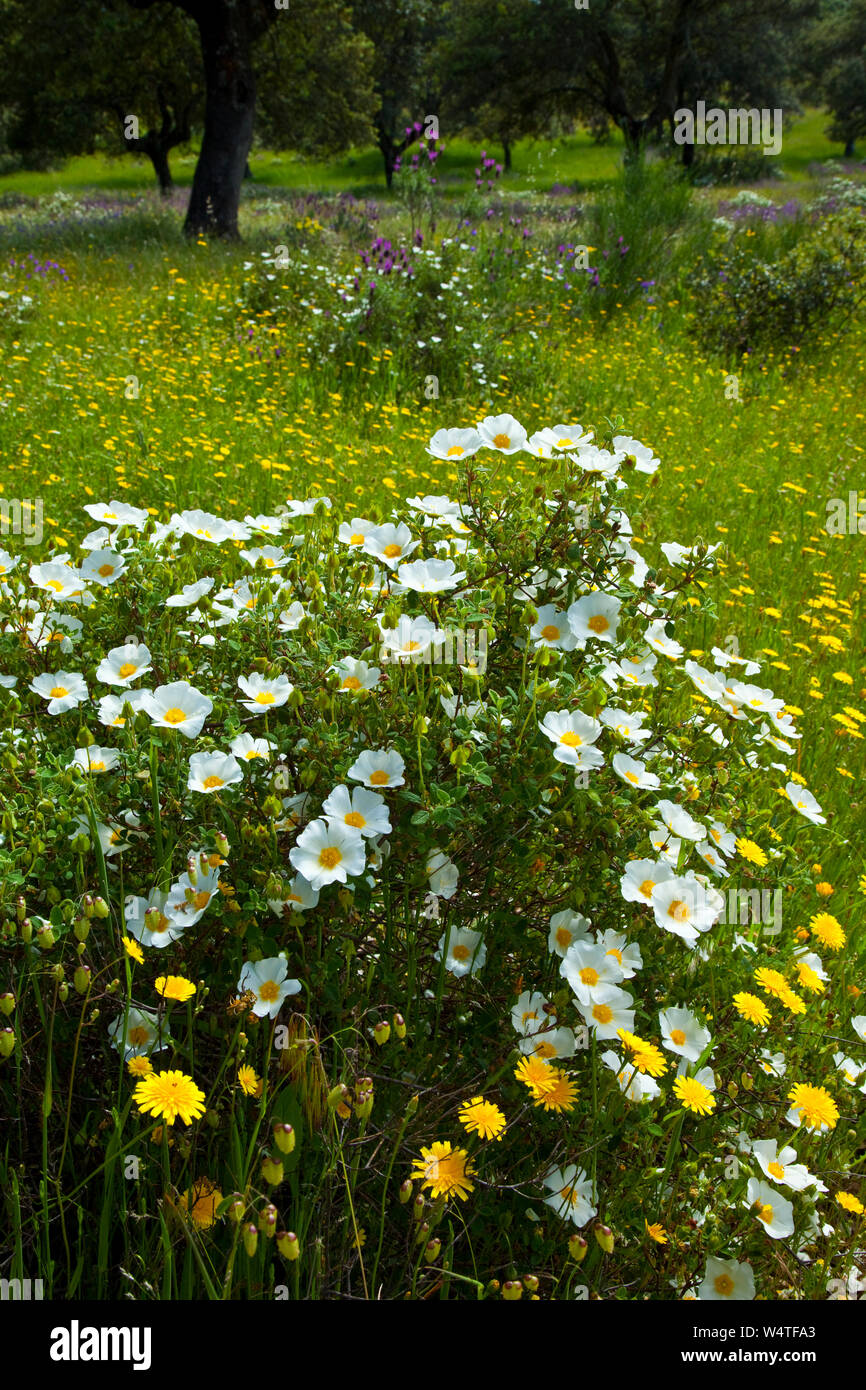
[398,1179,413,1205]
[405,1093,419,1117]
[20,918,32,944]
[35,924,56,949]
[393,1013,407,1039]
[424,1237,441,1264]
[741,1072,754,1091]
[214,830,230,857]
[259,1204,278,1237]
[91,896,110,920]
[412,1194,425,1222]
[16,896,27,922]
[74,965,91,994]
[82,895,94,919]
[277,1230,300,1261]
[73,914,90,942]
[594,1224,614,1254]
[373,1020,391,1046]
[523,1275,539,1292]
[502,1280,523,1300]
[0,1028,16,1058]
[261,1155,284,1187]
[243,1223,258,1257]
[327,1083,349,1110]
[228,1196,245,1224]
[568,1234,588,1263]
[0,993,15,1016]
[273,1123,295,1154]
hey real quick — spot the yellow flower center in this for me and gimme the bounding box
[667,899,690,923]
[319,847,342,870]
[593,1004,613,1024]
[254,692,275,705]
[50,685,68,698]
[341,676,361,690]
[606,947,623,964]
[98,564,114,577]
[128,1025,150,1045]
[89,760,106,772]
[626,771,639,784]
[344,812,366,829]
[714,1274,735,1297]
[451,944,471,962]
[151,914,170,935]
[670,1028,687,1047]
[118,662,137,678]
[192,891,211,911]
[559,731,582,747]
[258,980,280,1003]
[349,532,365,544]
[555,927,572,949]
[588,614,610,634]
[202,775,224,789]
[540,624,560,641]
[163,708,188,724]
[369,769,390,786]
[756,1202,773,1224]
[639,878,656,899]
[535,1040,557,1058]
[492,432,511,448]
[446,444,465,457]
[383,543,402,558]
[47,579,64,591]
[579,967,599,986]
[768,1161,785,1180]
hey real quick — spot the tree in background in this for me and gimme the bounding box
[0,0,201,192]
[350,0,441,188]
[806,0,866,156]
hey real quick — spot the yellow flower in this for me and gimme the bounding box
[237,1064,262,1098]
[735,837,768,868]
[835,1191,864,1215]
[127,1055,153,1078]
[514,1055,557,1096]
[178,1177,224,1229]
[753,967,789,999]
[787,1083,839,1130]
[410,1141,475,1201]
[123,936,144,965]
[809,913,846,951]
[458,1095,507,1141]
[645,1220,668,1245]
[778,986,807,1016]
[795,960,825,994]
[732,992,771,1026]
[352,1226,367,1250]
[155,975,197,1002]
[815,881,834,898]
[672,1076,716,1116]
[617,1029,668,1077]
[133,1069,206,1126]
[532,1071,579,1112]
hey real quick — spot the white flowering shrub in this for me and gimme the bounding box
[0,416,862,1299]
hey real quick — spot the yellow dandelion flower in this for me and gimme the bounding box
[787,1083,839,1130]
[410,1141,475,1201]
[617,1029,668,1077]
[672,1076,716,1116]
[795,961,825,994]
[532,1072,579,1112]
[134,1069,206,1126]
[815,881,834,898]
[753,967,789,999]
[835,1192,864,1215]
[177,1177,224,1230]
[735,837,768,868]
[809,913,846,951]
[514,1055,557,1096]
[237,1064,262,1098]
[123,936,144,965]
[127,1055,153,1078]
[645,1220,668,1245]
[154,975,196,1002]
[458,1095,506,1141]
[732,992,771,1026]
[778,986,807,1016]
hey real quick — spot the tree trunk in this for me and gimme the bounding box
[149,142,174,195]
[184,6,257,238]
[845,136,855,157]
[503,139,512,172]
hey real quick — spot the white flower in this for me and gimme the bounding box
[68,745,120,774]
[599,706,650,742]
[98,689,151,728]
[853,1015,866,1043]
[363,522,419,570]
[644,619,684,659]
[613,435,660,475]
[785,782,826,825]
[577,984,635,1040]
[284,495,331,517]
[655,798,705,842]
[238,956,302,1019]
[143,681,212,738]
[347,747,405,789]
[596,928,643,978]
[530,604,580,651]
[378,614,444,662]
[651,877,720,946]
[659,1007,710,1062]
[511,990,552,1038]
[96,642,152,687]
[684,659,725,701]
[521,1026,576,1060]
[435,925,485,976]
[269,872,320,915]
[396,557,465,593]
[542,1165,596,1227]
[165,860,221,926]
[567,591,621,645]
[107,1005,170,1060]
[751,1140,817,1192]
[426,427,483,460]
[338,517,377,548]
[237,672,294,712]
[125,891,186,949]
[612,753,659,790]
[80,549,126,586]
[548,909,592,957]
[278,602,306,632]
[165,577,215,607]
[289,817,366,889]
[329,657,380,692]
[620,858,673,906]
[322,784,392,839]
[29,670,88,714]
[230,732,276,762]
[188,752,244,794]
[477,413,527,454]
[539,709,602,765]
[746,1178,795,1239]
[697,1256,755,1301]
[83,499,148,529]
[561,941,624,1004]
[239,545,289,570]
[427,851,459,899]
